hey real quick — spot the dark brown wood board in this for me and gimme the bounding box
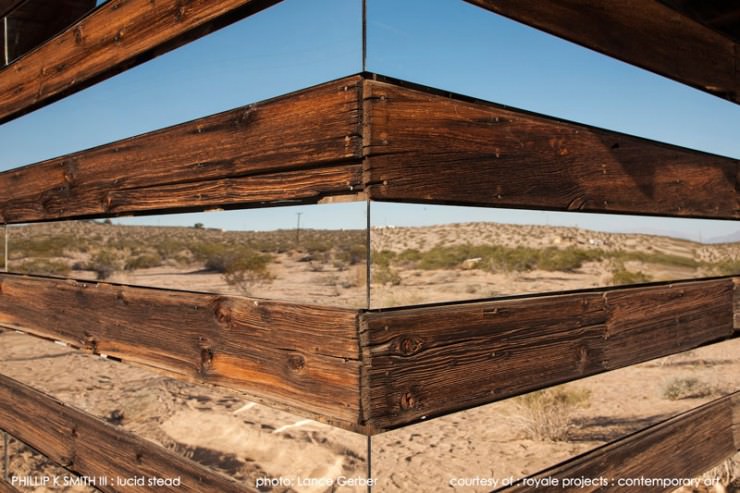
[0,0,24,19]
[604,279,735,368]
[2,0,96,63]
[0,273,362,429]
[0,480,21,493]
[359,278,735,432]
[0,373,254,492]
[0,76,363,223]
[363,76,739,220]
[734,278,740,330]
[500,392,740,492]
[465,0,740,104]
[0,0,282,123]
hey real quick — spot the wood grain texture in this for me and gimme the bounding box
[604,279,735,368]
[360,278,734,432]
[363,77,739,219]
[734,278,740,331]
[501,392,740,492]
[360,293,607,431]
[0,0,281,122]
[0,273,362,429]
[733,393,740,452]
[0,373,253,492]
[0,76,363,223]
[465,0,740,104]
[0,480,21,493]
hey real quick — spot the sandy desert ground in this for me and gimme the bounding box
[0,331,737,492]
[0,220,738,491]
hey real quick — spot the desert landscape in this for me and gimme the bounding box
[2,219,739,309]
[0,332,737,492]
[0,219,738,491]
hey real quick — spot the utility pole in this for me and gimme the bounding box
[296,212,302,245]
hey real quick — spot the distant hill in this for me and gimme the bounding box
[706,230,740,244]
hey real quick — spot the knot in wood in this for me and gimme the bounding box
[214,303,232,325]
[199,348,214,375]
[115,291,128,305]
[399,392,416,410]
[397,336,423,356]
[83,333,97,352]
[287,354,305,371]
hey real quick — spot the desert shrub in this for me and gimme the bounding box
[512,386,591,441]
[662,377,713,400]
[303,239,332,255]
[484,246,540,272]
[124,253,163,271]
[610,261,652,285]
[414,245,474,270]
[612,250,700,269]
[373,265,402,286]
[537,247,601,272]
[10,235,78,259]
[712,258,740,276]
[335,243,367,266]
[195,244,272,294]
[85,249,122,280]
[396,248,422,265]
[372,250,397,269]
[200,245,271,274]
[398,244,598,273]
[14,259,70,276]
[154,238,189,258]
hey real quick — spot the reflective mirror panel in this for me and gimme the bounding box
[371,338,740,492]
[369,203,740,308]
[0,329,369,492]
[7,202,369,308]
[0,0,361,171]
[366,0,740,158]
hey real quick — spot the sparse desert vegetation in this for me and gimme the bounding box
[4,220,739,308]
[662,377,716,401]
[510,386,591,441]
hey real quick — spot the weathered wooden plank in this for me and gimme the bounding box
[0,273,362,429]
[106,164,363,215]
[734,277,740,331]
[604,279,735,368]
[0,0,282,122]
[0,0,25,20]
[363,76,739,219]
[0,373,253,492]
[0,480,21,493]
[0,76,363,223]
[465,0,740,104]
[733,393,740,452]
[359,278,734,432]
[2,0,96,63]
[360,293,608,431]
[501,392,739,492]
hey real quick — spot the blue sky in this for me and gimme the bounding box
[1,0,739,242]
